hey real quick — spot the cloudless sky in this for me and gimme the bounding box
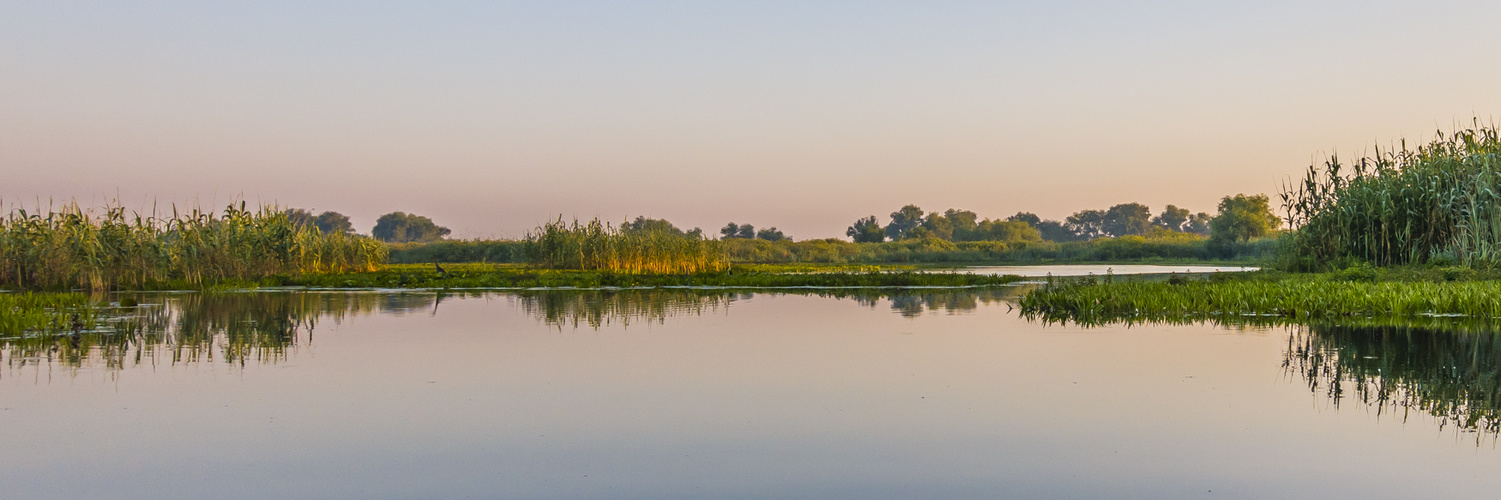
[3,1,1499,238]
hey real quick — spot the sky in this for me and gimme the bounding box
[3,1,1499,239]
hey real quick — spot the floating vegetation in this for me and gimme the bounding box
[1286,322,1501,441]
[1281,121,1501,269]
[0,202,388,291]
[1018,275,1501,326]
[524,218,729,274]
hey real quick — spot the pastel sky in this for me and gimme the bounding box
[3,1,1498,239]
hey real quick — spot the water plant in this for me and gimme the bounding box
[1281,121,1501,269]
[0,202,387,291]
[523,217,730,274]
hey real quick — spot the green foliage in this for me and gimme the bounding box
[388,239,527,264]
[525,217,729,274]
[622,216,684,235]
[0,292,96,335]
[720,222,756,239]
[372,212,451,243]
[1281,122,1501,269]
[755,227,788,241]
[1209,194,1280,244]
[846,216,885,243]
[885,205,925,240]
[285,209,354,235]
[1152,205,1190,232]
[1102,203,1152,237]
[0,202,387,291]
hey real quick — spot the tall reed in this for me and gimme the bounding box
[0,202,387,291]
[1281,121,1501,269]
[523,217,729,274]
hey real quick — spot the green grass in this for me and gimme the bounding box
[1018,269,1501,326]
[277,263,1026,289]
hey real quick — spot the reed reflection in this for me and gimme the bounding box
[1286,322,1501,441]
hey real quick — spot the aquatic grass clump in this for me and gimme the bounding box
[0,202,388,291]
[1281,121,1501,269]
[1018,275,1501,326]
[524,218,729,274]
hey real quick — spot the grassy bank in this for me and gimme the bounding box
[1018,268,1501,326]
[388,233,1277,265]
[277,263,1026,289]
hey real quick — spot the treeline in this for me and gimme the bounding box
[284,208,451,243]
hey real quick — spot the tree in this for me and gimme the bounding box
[1065,210,1107,240]
[756,227,787,241]
[846,216,885,243]
[623,216,683,235]
[1006,212,1042,227]
[920,212,954,240]
[1209,194,1280,243]
[885,205,925,240]
[1036,220,1077,242]
[286,208,354,235]
[944,209,980,241]
[372,212,450,243]
[974,219,1043,242]
[1185,212,1211,235]
[720,223,741,239]
[1102,203,1152,237]
[313,211,354,235]
[1151,205,1191,232]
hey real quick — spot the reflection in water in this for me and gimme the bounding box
[1286,322,1501,440]
[2,288,1032,370]
[2,291,437,371]
[513,289,741,329]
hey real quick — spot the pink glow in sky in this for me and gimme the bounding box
[4,1,1499,238]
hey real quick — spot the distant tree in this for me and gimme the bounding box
[286,208,354,235]
[846,216,885,243]
[756,227,788,241]
[737,224,755,239]
[943,209,980,241]
[285,208,315,228]
[1209,194,1281,243]
[1035,220,1077,242]
[372,212,450,243]
[313,211,354,235]
[1151,205,1191,232]
[623,216,684,235]
[720,223,741,239]
[974,219,1043,242]
[1185,212,1212,235]
[1102,203,1152,237]
[1006,212,1042,227]
[885,205,925,240]
[1065,210,1107,240]
[686,227,704,239]
[921,212,955,240]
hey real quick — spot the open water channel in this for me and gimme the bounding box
[3,266,1500,499]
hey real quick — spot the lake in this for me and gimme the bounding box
[3,285,1500,499]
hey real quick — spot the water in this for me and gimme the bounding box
[4,287,1501,499]
[963,264,1256,277]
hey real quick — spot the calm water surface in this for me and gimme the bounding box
[3,287,1499,499]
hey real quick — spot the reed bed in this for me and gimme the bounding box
[1281,121,1501,269]
[0,202,387,291]
[524,218,729,274]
